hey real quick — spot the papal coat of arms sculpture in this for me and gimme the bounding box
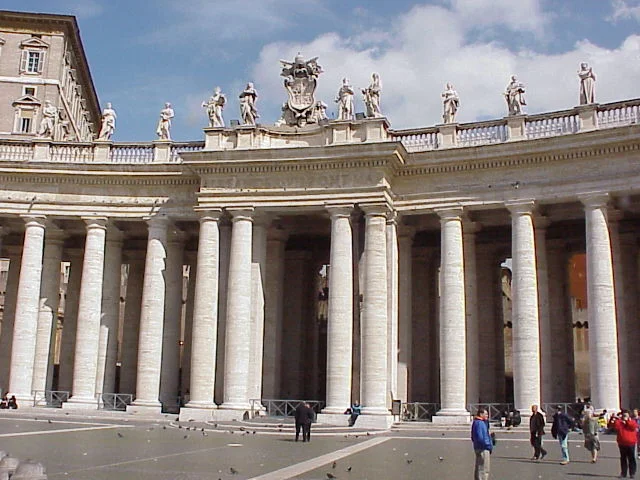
[276,53,326,127]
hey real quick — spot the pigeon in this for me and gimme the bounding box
[201,428,205,432]
[183,435,189,439]
[163,426,167,430]
[406,459,413,464]
[230,467,238,475]
[178,425,183,429]
[213,423,218,428]
[438,456,444,462]
[117,433,124,438]
[48,419,52,424]
[253,431,257,435]
[346,466,352,472]
[332,461,337,469]
[326,473,336,479]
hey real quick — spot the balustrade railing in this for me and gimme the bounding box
[32,390,69,408]
[467,403,514,421]
[100,393,133,411]
[457,123,507,146]
[541,402,584,420]
[50,144,94,162]
[171,142,204,162]
[0,142,33,161]
[392,130,438,152]
[526,113,579,139]
[598,101,640,128]
[252,399,325,417]
[402,402,440,421]
[109,144,154,163]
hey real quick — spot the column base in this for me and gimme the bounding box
[432,408,471,424]
[62,396,99,411]
[213,408,251,421]
[321,406,350,415]
[360,406,390,415]
[316,413,351,426]
[179,406,217,422]
[126,401,162,415]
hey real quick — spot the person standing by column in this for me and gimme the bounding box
[530,405,547,461]
[551,406,573,465]
[582,410,600,463]
[609,410,638,479]
[302,402,315,443]
[471,407,493,480]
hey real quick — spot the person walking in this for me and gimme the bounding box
[582,410,601,463]
[471,407,493,480]
[529,405,547,461]
[301,402,315,443]
[551,406,573,465]
[609,410,638,478]
[294,402,306,442]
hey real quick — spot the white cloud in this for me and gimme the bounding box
[609,0,640,22]
[248,3,640,130]
[64,0,104,19]
[445,0,548,35]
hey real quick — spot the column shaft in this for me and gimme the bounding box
[397,230,414,403]
[214,223,231,404]
[386,215,399,406]
[9,216,46,401]
[463,223,479,405]
[119,256,144,394]
[248,221,267,404]
[535,218,552,404]
[360,208,388,414]
[58,251,82,392]
[324,207,354,413]
[0,255,21,392]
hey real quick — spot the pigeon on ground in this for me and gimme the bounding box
[438,456,444,461]
[346,466,352,472]
[230,467,238,474]
[117,433,124,438]
[183,435,188,439]
[326,473,336,479]
[406,459,413,464]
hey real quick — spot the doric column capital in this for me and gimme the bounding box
[360,203,390,218]
[19,214,46,228]
[580,192,610,210]
[146,215,171,230]
[325,204,354,218]
[505,200,536,215]
[386,209,399,225]
[81,216,108,231]
[435,206,463,222]
[227,208,254,223]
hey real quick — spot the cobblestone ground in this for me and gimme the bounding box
[0,413,628,479]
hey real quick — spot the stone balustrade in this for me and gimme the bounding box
[0,98,637,162]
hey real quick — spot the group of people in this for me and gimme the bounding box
[472,403,640,479]
[0,395,17,409]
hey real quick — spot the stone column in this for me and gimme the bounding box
[119,253,144,394]
[221,209,254,414]
[581,194,620,412]
[386,213,399,406]
[463,220,480,405]
[534,216,552,404]
[360,206,389,416]
[64,217,108,409]
[248,217,268,406]
[99,224,123,395]
[57,250,82,392]
[476,244,498,402]
[0,253,21,392]
[434,208,469,421]
[180,252,196,399]
[507,201,541,414]
[160,227,185,411]
[9,215,46,402]
[262,227,287,399]
[32,224,65,394]
[397,226,415,403]
[323,206,354,414]
[128,216,169,412]
[214,222,231,404]
[183,213,221,412]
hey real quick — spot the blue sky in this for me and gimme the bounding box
[5,0,640,141]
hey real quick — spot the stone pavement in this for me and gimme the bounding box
[0,412,629,479]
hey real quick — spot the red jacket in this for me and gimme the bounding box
[609,417,638,446]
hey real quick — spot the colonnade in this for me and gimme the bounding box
[0,193,634,420]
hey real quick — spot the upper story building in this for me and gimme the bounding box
[0,10,100,142]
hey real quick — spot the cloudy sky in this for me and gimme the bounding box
[6,0,640,141]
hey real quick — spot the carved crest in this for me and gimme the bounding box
[279,54,323,126]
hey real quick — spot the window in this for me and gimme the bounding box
[14,108,35,134]
[20,50,45,74]
[23,86,36,97]
[19,117,32,133]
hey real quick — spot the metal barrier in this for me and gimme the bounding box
[402,402,440,421]
[32,390,69,408]
[101,393,133,411]
[467,403,514,421]
[542,402,584,419]
[252,399,325,417]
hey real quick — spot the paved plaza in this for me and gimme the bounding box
[0,412,630,479]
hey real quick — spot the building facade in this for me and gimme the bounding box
[0,11,638,426]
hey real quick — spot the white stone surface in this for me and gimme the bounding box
[360,207,389,415]
[221,210,253,411]
[9,216,46,402]
[0,255,20,392]
[185,213,220,409]
[66,217,107,408]
[534,216,552,404]
[582,195,620,412]
[119,255,144,395]
[57,250,82,393]
[214,224,232,404]
[324,206,354,414]
[397,228,414,403]
[386,215,399,407]
[248,220,267,406]
[131,216,169,410]
[435,208,468,418]
[463,221,479,405]
[508,201,541,413]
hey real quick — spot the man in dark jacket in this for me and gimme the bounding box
[529,405,547,461]
[294,402,315,442]
[551,406,573,465]
[471,407,493,480]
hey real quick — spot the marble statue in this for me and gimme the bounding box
[37,101,58,138]
[156,102,174,140]
[504,75,526,116]
[442,83,460,123]
[578,62,596,105]
[98,102,117,140]
[239,83,259,126]
[279,53,324,126]
[202,87,226,128]
[335,78,355,121]
[362,73,382,118]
